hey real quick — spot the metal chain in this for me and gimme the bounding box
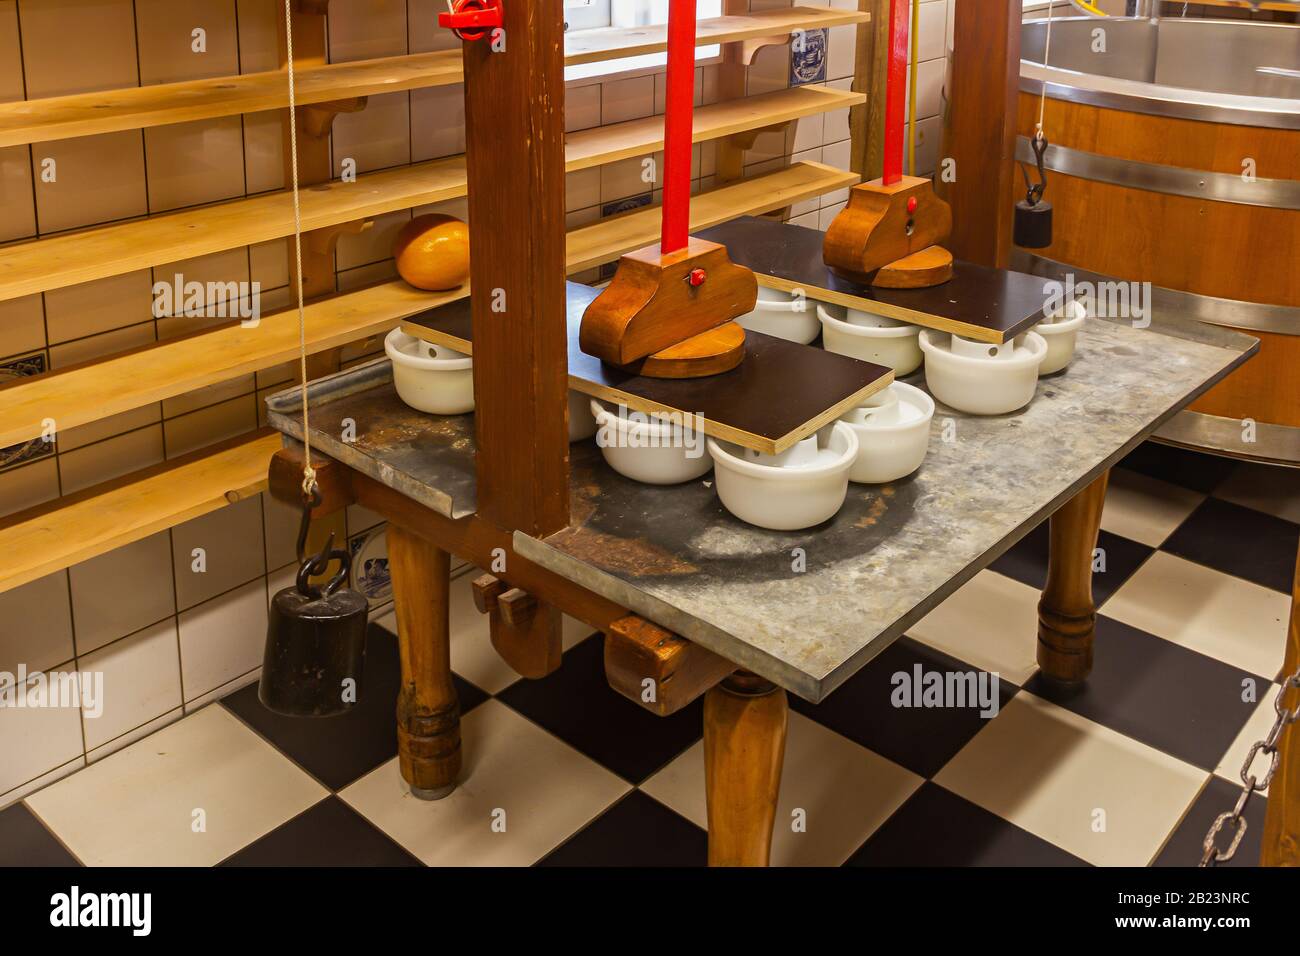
[1200,664,1300,866]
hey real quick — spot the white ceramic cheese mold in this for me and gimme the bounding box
[734,285,821,345]
[918,328,1047,416]
[385,328,475,415]
[838,382,935,484]
[590,399,712,485]
[1035,298,1087,375]
[817,303,923,375]
[708,422,858,531]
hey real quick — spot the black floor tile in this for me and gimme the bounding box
[990,521,1154,604]
[537,791,706,866]
[222,623,489,790]
[1153,776,1264,868]
[846,782,1087,867]
[1119,443,1236,494]
[1162,497,1300,594]
[1025,616,1265,772]
[219,796,422,866]
[0,802,81,867]
[791,637,1016,779]
[496,634,702,784]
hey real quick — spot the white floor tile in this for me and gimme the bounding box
[340,700,628,866]
[935,692,1207,866]
[26,705,326,866]
[1103,552,1291,678]
[908,569,1041,684]
[1214,686,1283,795]
[1101,468,1206,548]
[640,710,923,866]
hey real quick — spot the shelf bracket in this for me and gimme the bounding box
[302,97,368,139]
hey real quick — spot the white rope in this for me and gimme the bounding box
[1036,0,1055,142]
[283,0,316,499]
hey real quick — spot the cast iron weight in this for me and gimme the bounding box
[1015,133,1054,249]
[259,485,369,718]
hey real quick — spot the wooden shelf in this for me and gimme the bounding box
[0,5,868,149]
[0,87,859,304]
[0,161,855,449]
[0,430,280,594]
[565,5,870,66]
[565,85,862,172]
[0,50,463,149]
[565,159,858,272]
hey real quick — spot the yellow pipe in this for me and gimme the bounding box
[907,0,919,176]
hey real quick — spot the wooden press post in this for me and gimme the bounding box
[463,2,569,536]
[939,0,1020,268]
[1262,543,1300,865]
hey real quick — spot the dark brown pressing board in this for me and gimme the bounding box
[401,281,893,455]
[696,216,1057,345]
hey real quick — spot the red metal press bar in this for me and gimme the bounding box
[882,0,909,186]
[660,0,696,254]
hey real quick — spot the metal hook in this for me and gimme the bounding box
[294,484,352,600]
[1019,133,1050,207]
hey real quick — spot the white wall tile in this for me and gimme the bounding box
[179,578,269,701]
[69,531,176,656]
[79,620,183,750]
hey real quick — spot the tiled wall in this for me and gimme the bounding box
[0,0,952,806]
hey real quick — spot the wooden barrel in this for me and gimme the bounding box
[1016,18,1300,463]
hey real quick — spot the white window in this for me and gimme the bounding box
[565,0,724,83]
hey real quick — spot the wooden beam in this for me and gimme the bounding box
[852,0,890,182]
[472,574,563,679]
[463,2,569,537]
[1262,543,1300,865]
[604,616,735,717]
[940,0,1020,268]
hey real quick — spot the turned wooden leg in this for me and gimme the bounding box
[703,671,787,867]
[388,524,461,800]
[1037,471,1110,684]
[1262,543,1300,866]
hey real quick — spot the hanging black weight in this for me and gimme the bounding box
[1014,133,1054,250]
[1014,199,1054,249]
[259,490,368,717]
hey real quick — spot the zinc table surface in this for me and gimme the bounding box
[269,290,1257,704]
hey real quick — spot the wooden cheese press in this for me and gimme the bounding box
[262,0,1299,868]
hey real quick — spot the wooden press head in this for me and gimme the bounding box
[579,236,758,379]
[822,175,955,288]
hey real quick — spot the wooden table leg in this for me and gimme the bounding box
[1262,543,1300,866]
[704,671,788,866]
[1037,471,1110,684]
[388,524,462,800]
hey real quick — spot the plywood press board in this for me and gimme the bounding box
[698,216,1057,344]
[403,283,893,455]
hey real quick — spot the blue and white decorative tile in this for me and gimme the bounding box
[349,528,392,608]
[0,352,54,473]
[790,28,827,86]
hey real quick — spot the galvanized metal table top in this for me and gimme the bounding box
[269,302,1257,702]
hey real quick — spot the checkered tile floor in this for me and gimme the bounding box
[3,443,1296,867]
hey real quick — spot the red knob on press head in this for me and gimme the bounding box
[907,196,918,214]
[688,269,707,287]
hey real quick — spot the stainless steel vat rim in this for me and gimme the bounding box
[1155,410,1300,468]
[1012,251,1300,337]
[1014,136,1300,210]
[1020,65,1300,130]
